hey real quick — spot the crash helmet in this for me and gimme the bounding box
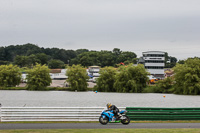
[107,103,112,109]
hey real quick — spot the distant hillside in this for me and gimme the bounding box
[0,43,138,67]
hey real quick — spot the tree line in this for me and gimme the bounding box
[0,43,177,68]
[0,44,137,68]
[0,58,200,95]
[144,57,200,95]
[67,58,200,95]
[0,64,51,90]
[95,64,149,93]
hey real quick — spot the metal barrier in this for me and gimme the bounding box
[2,107,200,122]
[0,107,125,122]
[126,107,200,120]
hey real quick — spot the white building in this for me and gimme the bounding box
[88,66,100,77]
[88,66,100,73]
[50,69,68,80]
[87,66,100,82]
[140,51,165,79]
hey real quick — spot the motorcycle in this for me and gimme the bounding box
[99,109,130,125]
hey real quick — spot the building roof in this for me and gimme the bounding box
[89,66,100,68]
[50,69,62,73]
[138,57,145,63]
[165,69,174,77]
[142,51,166,54]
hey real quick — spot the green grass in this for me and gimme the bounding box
[0,129,200,133]
[0,87,93,91]
[0,87,26,90]
[0,121,99,124]
[132,120,200,123]
[142,86,162,93]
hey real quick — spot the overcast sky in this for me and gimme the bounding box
[0,0,200,60]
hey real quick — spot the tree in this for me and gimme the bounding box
[72,50,126,67]
[117,51,137,64]
[66,64,89,91]
[98,51,115,67]
[0,64,21,87]
[4,43,42,61]
[2,44,78,64]
[0,60,9,65]
[79,53,95,67]
[45,48,76,64]
[19,43,42,56]
[165,56,177,68]
[14,53,49,68]
[48,59,65,69]
[113,48,121,56]
[114,64,149,93]
[95,67,117,92]
[156,77,173,93]
[73,51,99,67]
[0,47,6,61]
[52,49,70,64]
[14,55,29,67]
[173,58,200,95]
[27,54,40,67]
[165,53,177,68]
[35,53,49,65]
[26,64,52,90]
[178,60,185,64]
[76,49,89,55]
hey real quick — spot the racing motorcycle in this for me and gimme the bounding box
[99,109,130,125]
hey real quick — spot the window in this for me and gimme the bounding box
[143,54,164,57]
[145,66,164,69]
[145,60,164,63]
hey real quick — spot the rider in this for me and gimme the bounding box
[106,103,120,118]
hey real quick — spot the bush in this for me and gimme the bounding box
[142,86,162,93]
[48,59,65,69]
[0,87,26,90]
[173,58,200,95]
[156,77,173,93]
[0,64,21,87]
[66,64,89,91]
[96,67,117,92]
[114,64,149,93]
[26,64,52,90]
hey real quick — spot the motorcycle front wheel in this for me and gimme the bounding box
[99,116,109,125]
[121,115,130,125]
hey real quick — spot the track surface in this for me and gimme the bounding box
[0,123,200,130]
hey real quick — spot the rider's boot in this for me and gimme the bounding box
[117,113,122,118]
[112,116,116,121]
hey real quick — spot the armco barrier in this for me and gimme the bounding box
[126,107,200,120]
[0,107,125,122]
[1,107,200,122]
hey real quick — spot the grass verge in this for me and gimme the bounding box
[0,87,94,91]
[0,129,200,133]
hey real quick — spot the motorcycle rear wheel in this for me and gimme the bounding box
[121,115,130,125]
[99,116,109,125]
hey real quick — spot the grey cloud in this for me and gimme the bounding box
[1,0,200,59]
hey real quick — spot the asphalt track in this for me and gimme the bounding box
[0,123,200,130]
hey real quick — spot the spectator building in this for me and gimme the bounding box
[138,51,165,79]
[87,66,100,77]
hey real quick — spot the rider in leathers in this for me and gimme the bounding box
[107,103,120,118]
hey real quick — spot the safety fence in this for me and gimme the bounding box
[126,107,200,120]
[0,107,125,122]
[1,107,200,122]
